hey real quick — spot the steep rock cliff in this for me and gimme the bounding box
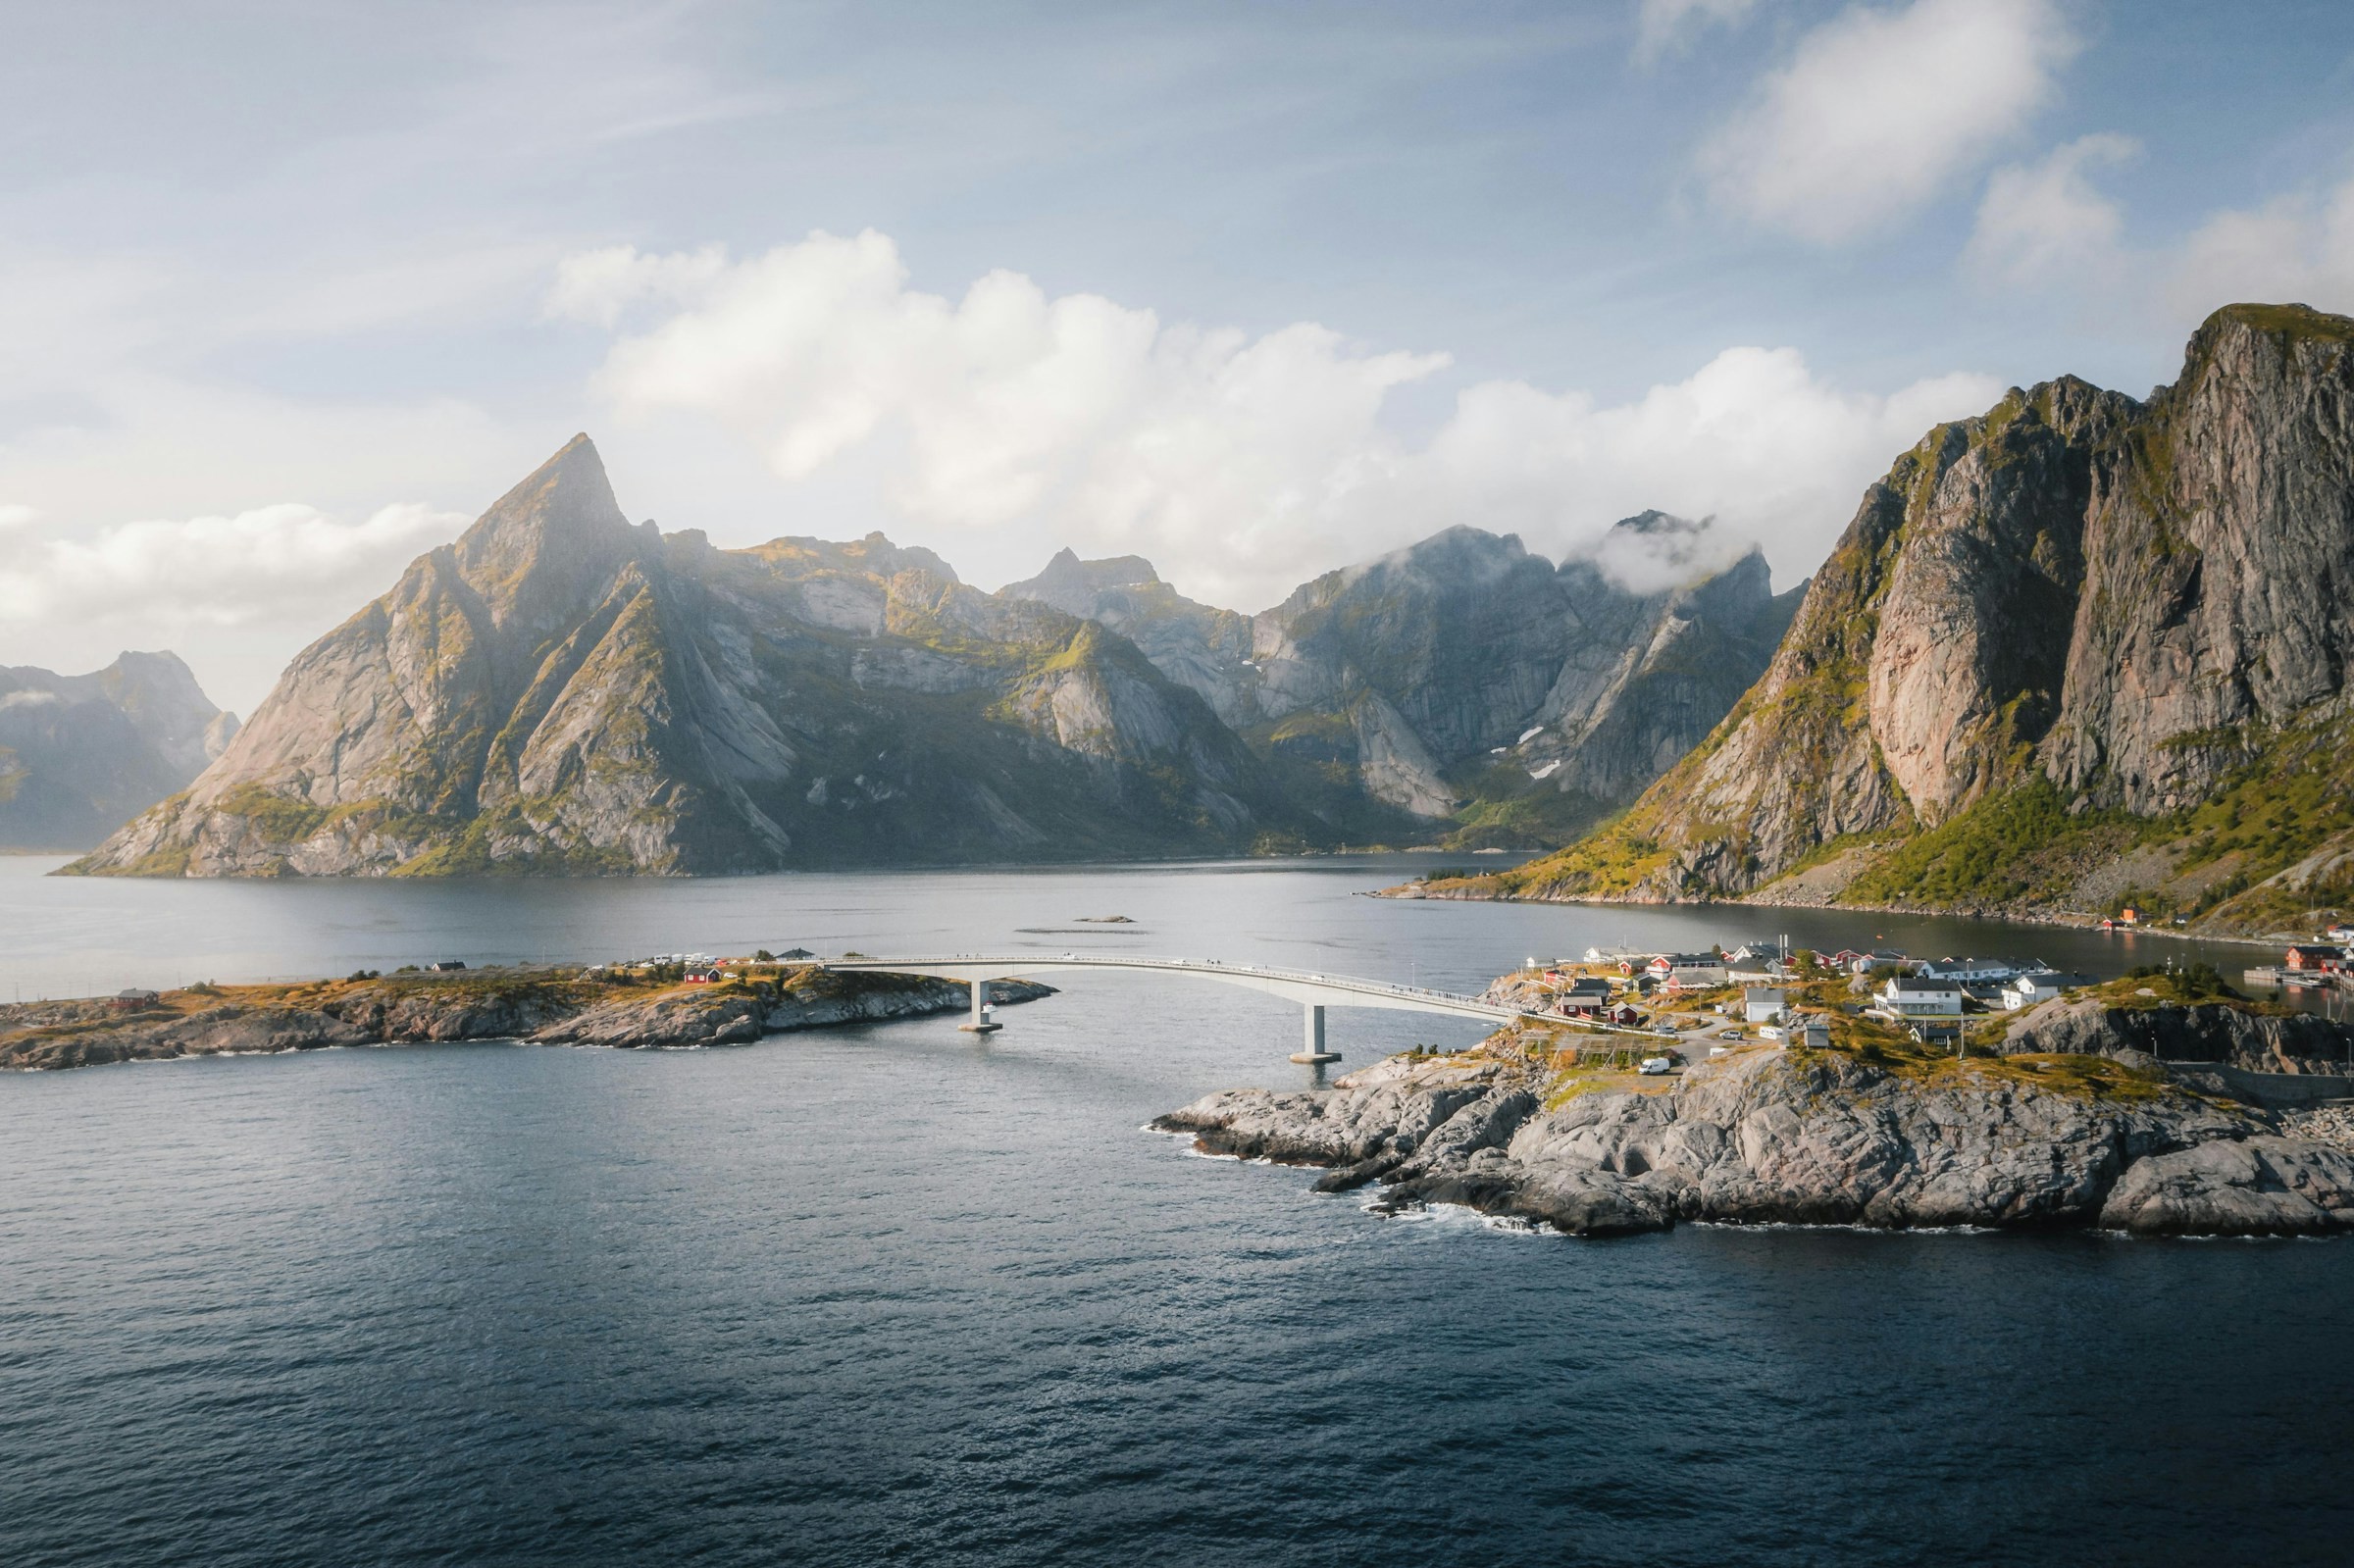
[1004,520,1800,848]
[1483,304,2354,932]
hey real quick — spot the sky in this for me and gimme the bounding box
[4,0,2353,712]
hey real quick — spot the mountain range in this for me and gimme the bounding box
[69,439,1786,876]
[0,652,238,850]
[1460,302,2354,937]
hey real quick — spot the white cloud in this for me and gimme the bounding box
[0,499,466,711]
[1393,347,2001,593]
[1699,0,2076,244]
[2166,171,2354,323]
[573,231,2002,609]
[0,501,462,629]
[0,504,36,531]
[545,243,731,328]
[1966,133,2138,288]
[1636,0,1760,64]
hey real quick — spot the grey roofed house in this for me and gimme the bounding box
[778,947,815,960]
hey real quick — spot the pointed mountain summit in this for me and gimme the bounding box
[69,439,1314,877]
[451,433,639,635]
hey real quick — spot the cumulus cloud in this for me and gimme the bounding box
[1635,0,1760,63]
[2166,171,2354,323]
[1966,132,2138,289]
[0,501,464,705]
[572,231,2002,609]
[545,242,731,328]
[1699,0,2077,244]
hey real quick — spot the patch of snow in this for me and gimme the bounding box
[1528,759,1562,781]
[1517,726,1544,744]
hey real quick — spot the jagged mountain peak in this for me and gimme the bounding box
[1000,548,1166,615]
[746,530,960,585]
[452,433,637,632]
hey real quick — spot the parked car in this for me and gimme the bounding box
[1638,1056,1673,1076]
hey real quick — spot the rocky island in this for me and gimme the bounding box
[0,963,1050,1071]
[1155,966,2354,1239]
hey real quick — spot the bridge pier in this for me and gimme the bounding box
[1290,1002,1340,1065]
[958,979,1001,1034]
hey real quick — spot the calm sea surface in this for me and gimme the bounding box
[3,855,2349,1566]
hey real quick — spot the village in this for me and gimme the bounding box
[1491,940,2119,1062]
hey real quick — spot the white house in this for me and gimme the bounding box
[1744,986,1787,1024]
[1849,949,1913,975]
[1999,971,2088,1010]
[1877,976,1965,1020]
[1918,956,2041,984]
[1797,1017,1831,1049]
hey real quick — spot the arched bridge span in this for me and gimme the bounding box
[820,954,1544,1064]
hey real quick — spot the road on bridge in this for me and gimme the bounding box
[820,953,1658,1063]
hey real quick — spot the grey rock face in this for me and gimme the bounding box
[1518,303,2354,902]
[2099,1137,2354,1236]
[2001,995,2354,1076]
[1157,1040,2354,1238]
[0,650,236,849]
[1005,517,1798,837]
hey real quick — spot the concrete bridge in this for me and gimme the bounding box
[821,953,1550,1063]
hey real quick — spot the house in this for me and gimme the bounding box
[1877,976,1964,1020]
[2285,944,2344,972]
[2000,971,2091,1010]
[1849,949,1912,976]
[1558,978,1615,1015]
[1909,1020,1965,1048]
[111,987,161,1012]
[1744,986,1787,1024]
[1797,1017,1831,1049]
[1725,942,1785,966]
[1828,949,1867,969]
[1646,953,1729,987]
[1917,956,2039,984]
[779,947,815,960]
[1608,1002,1645,1027]
[428,960,467,972]
[2326,925,2354,945]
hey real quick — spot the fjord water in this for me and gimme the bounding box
[3,856,2349,1566]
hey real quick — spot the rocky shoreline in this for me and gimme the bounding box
[1377,880,2291,945]
[1154,992,2354,1239]
[0,966,1052,1071]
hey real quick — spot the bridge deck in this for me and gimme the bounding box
[822,954,1543,1025]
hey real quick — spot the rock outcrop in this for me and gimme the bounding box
[66,437,1314,876]
[0,968,1052,1070]
[1156,1037,2354,1239]
[1472,305,2354,935]
[1999,994,2354,1077]
[0,651,237,849]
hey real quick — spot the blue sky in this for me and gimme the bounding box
[5,0,2353,709]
